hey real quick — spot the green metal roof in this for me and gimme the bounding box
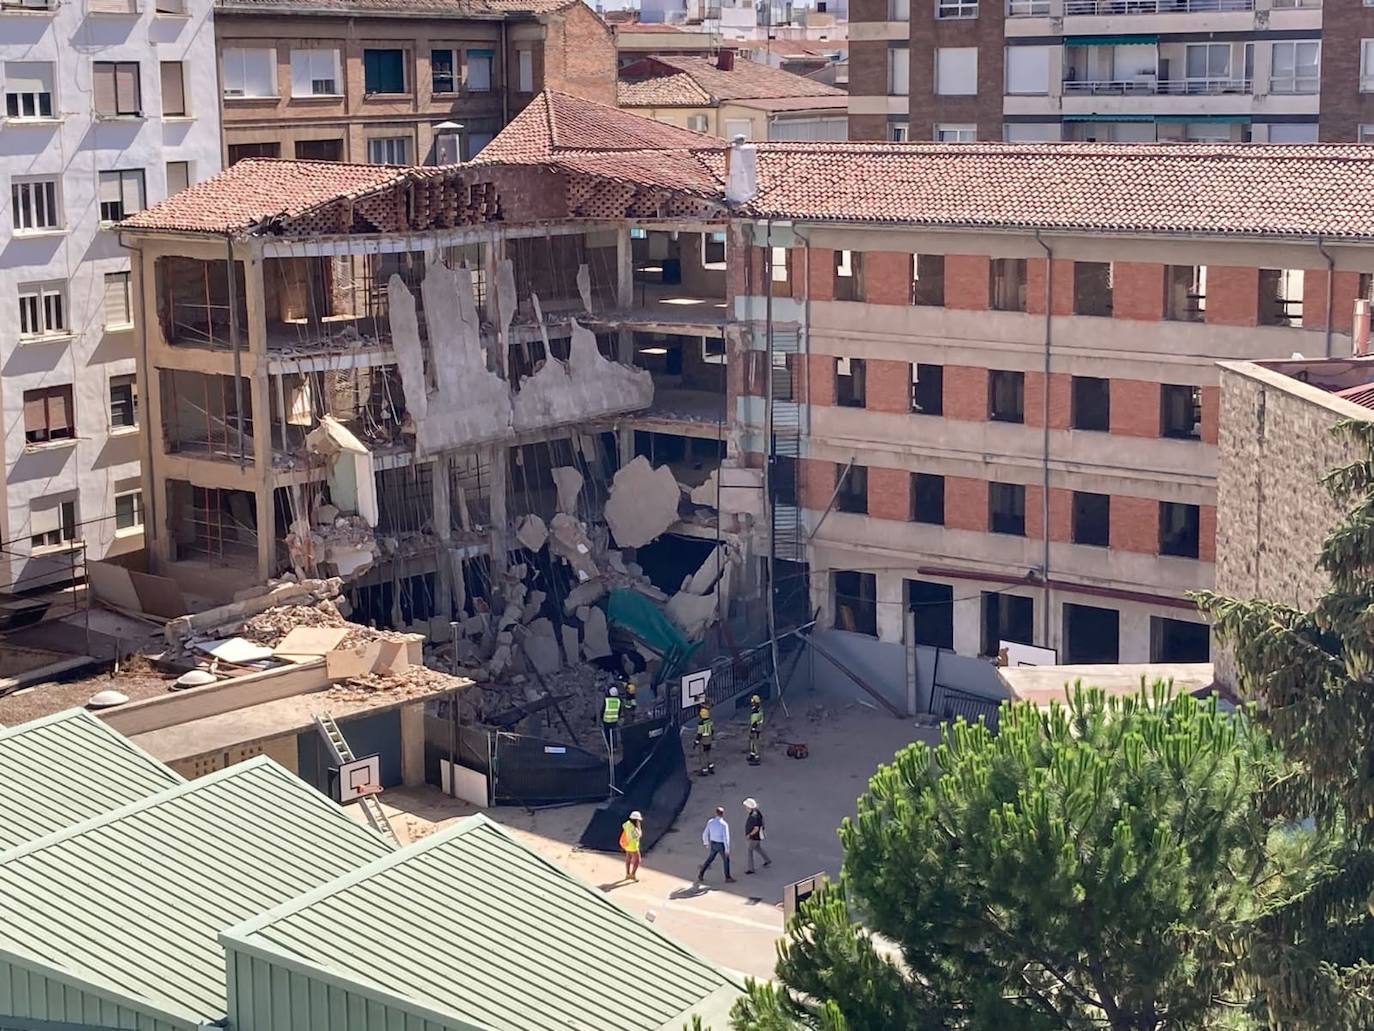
[0,757,395,1029]
[223,814,744,1031]
[0,708,181,849]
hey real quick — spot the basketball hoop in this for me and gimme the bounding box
[353,782,383,797]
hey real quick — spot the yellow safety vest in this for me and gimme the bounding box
[697,717,713,741]
[603,697,621,724]
[750,709,763,729]
[620,820,642,852]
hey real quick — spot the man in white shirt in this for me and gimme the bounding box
[697,805,736,883]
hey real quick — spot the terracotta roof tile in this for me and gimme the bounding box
[617,73,712,107]
[618,55,843,105]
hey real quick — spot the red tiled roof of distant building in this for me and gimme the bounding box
[617,54,844,106]
[728,95,849,112]
[1336,382,1374,410]
[617,73,712,107]
[119,159,416,234]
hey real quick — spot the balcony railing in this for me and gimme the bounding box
[1062,76,1252,94]
[1270,0,1320,7]
[1007,0,1050,12]
[1063,0,1251,12]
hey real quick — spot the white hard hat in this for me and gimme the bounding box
[629,810,643,821]
[742,797,758,809]
[609,686,619,696]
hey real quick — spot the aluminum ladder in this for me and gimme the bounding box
[312,712,400,846]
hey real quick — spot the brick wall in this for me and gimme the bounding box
[1205,266,1259,327]
[863,251,911,305]
[1302,269,1363,332]
[807,247,835,302]
[946,255,990,310]
[867,466,911,521]
[848,112,887,142]
[1109,378,1160,437]
[1110,495,1158,554]
[944,365,989,421]
[1048,486,1072,542]
[1024,371,1070,429]
[1200,385,1219,444]
[541,3,617,105]
[1199,504,1216,563]
[1318,0,1374,141]
[1026,258,1074,316]
[797,353,836,406]
[945,475,989,531]
[865,358,912,414]
[1113,262,1165,322]
[906,1,1005,141]
[799,458,837,510]
[1024,483,1045,540]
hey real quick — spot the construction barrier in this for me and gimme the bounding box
[578,723,691,855]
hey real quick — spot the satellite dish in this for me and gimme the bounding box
[87,690,129,709]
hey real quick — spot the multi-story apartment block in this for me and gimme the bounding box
[214,0,615,166]
[0,0,220,594]
[847,0,1374,143]
[119,92,1374,686]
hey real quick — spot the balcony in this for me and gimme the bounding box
[1062,76,1252,95]
[1062,0,1251,12]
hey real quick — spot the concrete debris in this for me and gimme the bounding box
[551,466,584,516]
[605,456,681,548]
[287,515,379,580]
[689,464,764,518]
[582,607,611,660]
[327,663,469,705]
[683,544,726,596]
[511,320,652,434]
[304,415,379,526]
[496,257,517,342]
[522,590,547,623]
[561,624,580,666]
[313,503,339,526]
[519,619,562,675]
[549,513,598,582]
[164,577,345,648]
[666,590,718,640]
[576,263,593,312]
[515,513,548,552]
[562,579,606,615]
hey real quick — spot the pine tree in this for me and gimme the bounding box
[729,685,1298,1031]
[1197,420,1374,1028]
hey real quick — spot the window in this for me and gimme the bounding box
[159,61,188,119]
[701,337,726,364]
[432,49,456,93]
[889,48,909,95]
[11,178,59,231]
[1005,45,1049,95]
[1073,261,1113,317]
[837,464,867,514]
[834,249,862,301]
[889,122,909,142]
[30,499,76,551]
[913,363,942,414]
[363,48,406,94]
[465,132,493,159]
[1271,41,1320,94]
[981,592,1033,655]
[114,489,144,532]
[1063,604,1119,664]
[1259,267,1304,327]
[1159,501,1200,558]
[912,254,945,305]
[518,49,534,92]
[1150,616,1210,662]
[1072,491,1109,546]
[1267,123,1318,144]
[702,231,726,269]
[466,49,494,92]
[1361,124,1374,144]
[908,580,954,649]
[1160,384,1201,439]
[1165,265,1205,322]
[935,47,977,95]
[989,481,1026,535]
[990,258,1026,312]
[937,0,976,17]
[165,160,189,195]
[1185,43,1231,88]
[1005,123,1062,142]
[834,570,877,637]
[935,124,976,143]
[23,385,73,444]
[989,370,1024,422]
[103,272,132,327]
[5,62,54,120]
[290,48,341,97]
[912,473,945,524]
[109,373,138,428]
[890,0,910,14]
[94,61,141,116]
[367,136,409,164]
[1363,40,1374,92]
[724,119,753,142]
[227,141,279,165]
[1007,0,1050,13]
[222,48,275,99]
[155,0,184,12]
[296,138,343,161]
[688,113,709,132]
[18,282,66,338]
[98,170,145,222]
[771,247,788,283]
[837,357,866,407]
[1071,376,1109,431]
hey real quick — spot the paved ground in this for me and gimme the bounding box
[376,683,939,980]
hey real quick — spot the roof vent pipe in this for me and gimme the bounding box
[1355,299,1371,357]
[725,135,757,204]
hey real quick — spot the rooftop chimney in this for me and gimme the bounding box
[1355,298,1371,357]
[718,49,735,71]
[725,134,757,204]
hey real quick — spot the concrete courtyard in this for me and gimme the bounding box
[375,682,939,981]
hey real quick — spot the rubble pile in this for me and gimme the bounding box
[234,597,411,652]
[328,663,464,704]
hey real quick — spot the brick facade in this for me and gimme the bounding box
[1048,486,1072,543]
[905,1,1005,141]
[865,358,913,414]
[1109,378,1161,437]
[1319,0,1374,141]
[1024,483,1045,540]
[1205,266,1260,327]
[1200,385,1220,444]
[1199,503,1217,563]
[945,475,989,532]
[863,251,911,305]
[945,254,991,310]
[1112,262,1165,322]
[1025,371,1071,429]
[1026,258,1074,316]
[807,247,835,302]
[1302,268,1363,331]
[1110,495,1159,554]
[799,458,837,510]
[943,365,989,421]
[867,466,911,521]
[797,353,836,406]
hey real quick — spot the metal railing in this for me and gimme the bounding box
[650,641,776,725]
[930,683,1003,730]
[1062,76,1252,95]
[1063,0,1250,11]
[1270,0,1321,7]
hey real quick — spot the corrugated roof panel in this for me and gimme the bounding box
[225,815,741,1030]
[0,757,394,1028]
[0,708,181,849]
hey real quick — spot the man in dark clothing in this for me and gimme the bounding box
[742,797,772,874]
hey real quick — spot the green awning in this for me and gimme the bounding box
[1064,33,1158,45]
[1064,114,1155,122]
[606,589,701,682]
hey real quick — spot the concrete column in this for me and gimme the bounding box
[876,570,905,644]
[399,700,426,787]
[431,457,453,628]
[952,590,982,656]
[810,565,832,629]
[240,246,276,583]
[616,226,634,310]
[487,443,509,573]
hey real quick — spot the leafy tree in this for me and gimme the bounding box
[730,685,1299,1031]
[1197,420,1374,1028]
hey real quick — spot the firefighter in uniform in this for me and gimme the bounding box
[624,679,638,715]
[694,705,715,776]
[602,686,621,755]
[747,694,763,765]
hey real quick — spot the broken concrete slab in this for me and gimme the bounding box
[582,606,611,660]
[683,544,728,596]
[495,257,516,342]
[511,320,652,435]
[515,513,548,552]
[520,618,562,675]
[549,513,598,582]
[666,590,717,640]
[576,263,593,311]
[562,579,606,615]
[272,626,350,659]
[605,456,681,548]
[326,641,383,680]
[551,466,584,516]
[560,624,580,666]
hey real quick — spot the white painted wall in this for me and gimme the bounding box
[0,0,221,588]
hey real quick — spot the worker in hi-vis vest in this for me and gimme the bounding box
[694,705,715,776]
[620,810,643,881]
[602,686,621,755]
[747,694,763,766]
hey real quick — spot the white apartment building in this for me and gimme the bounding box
[0,0,220,593]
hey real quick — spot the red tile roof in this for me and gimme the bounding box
[1336,382,1374,410]
[727,94,849,112]
[617,73,712,107]
[617,55,844,107]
